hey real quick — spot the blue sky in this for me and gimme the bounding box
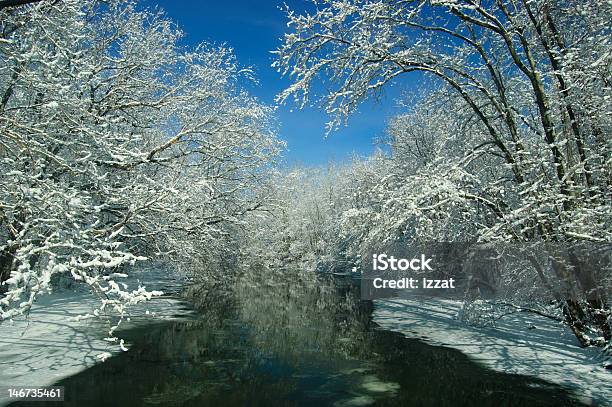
[143,0,406,166]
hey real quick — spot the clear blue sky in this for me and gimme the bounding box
[142,0,406,166]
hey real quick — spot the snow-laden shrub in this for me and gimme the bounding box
[456,299,501,328]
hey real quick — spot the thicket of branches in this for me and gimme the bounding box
[266,0,611,351]
[0,0,282,334]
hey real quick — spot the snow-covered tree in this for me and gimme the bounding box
[274,0,611,348]
[0,0,282,335]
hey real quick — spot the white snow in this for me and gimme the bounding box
[0,267,193,407]
[373,296,612,406]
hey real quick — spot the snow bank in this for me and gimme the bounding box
[373,296,611,406]
[0,267,193,406]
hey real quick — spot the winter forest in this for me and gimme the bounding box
[0,0,611,406]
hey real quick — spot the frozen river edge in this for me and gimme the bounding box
[0,269,193,407]
[373,297,611,406]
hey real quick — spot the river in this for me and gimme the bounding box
[9,268,585,406]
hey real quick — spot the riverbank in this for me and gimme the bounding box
[373,296,611,406]
[0,268,192,407]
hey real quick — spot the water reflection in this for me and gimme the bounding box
[12,268,585,406]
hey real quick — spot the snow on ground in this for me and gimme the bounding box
[373,296,611,406]
[0,267,193,407]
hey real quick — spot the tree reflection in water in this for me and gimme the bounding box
[12,268,585,406]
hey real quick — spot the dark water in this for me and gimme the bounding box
[12,270,587,407]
